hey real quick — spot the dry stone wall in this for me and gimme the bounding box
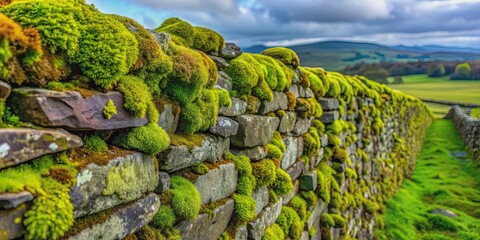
[0,2,432,240]
[447,106,480,162]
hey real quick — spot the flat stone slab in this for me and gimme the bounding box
[10,88,147,130]
[220,42,242,59]
[432,208,458,218]
[68,193,160,240]
[231,115,280,148]
[278,111,296,133]
[194,163,238,204]
[209,117,239,137]
[247,198,284,240]
[219,97,247,117]
[319,111,339,123]
[0,203,29,240]
[281,136,299,170]
[252,186,269,215]
[158,134,229,172]
[0,128,82,170]
[0,191,33,209]
[318,98,339,110]
[70,152,158,218]
[293,117,313,136]
[230,146,267,161]
[177,198,234,240]
[258,92,288,114]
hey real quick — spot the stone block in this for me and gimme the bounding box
[318,98,339,110]
[281,136,298,170]
[231,115,280,148]
[287,161,305,181]
[300,171,318,191]
[319,111,339,123]
[230,146,267,161]
[209,117,239,137]
[258,92,288,114]
[0,192,33,210]
[278,111,296,133]
[307,201,327,229]
[247,198,283,240]
[293,117,313,136]
[0,80,11,100]
[0,203,29,240]
[194,163,238,204]
[252,186,269,215]
[155,171,170,193]
[156,101,179,134]
[219,97,247,117]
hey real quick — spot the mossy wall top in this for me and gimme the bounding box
[0,1,433,240]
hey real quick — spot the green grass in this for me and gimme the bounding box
[388,74,450,84]
[471,108,480,119]
[375,120,480,240]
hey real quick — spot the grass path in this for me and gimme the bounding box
[375,120,480,240]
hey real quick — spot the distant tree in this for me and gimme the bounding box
[427,63,446,77]
[393,76,403,84]
[362,67,389,84]
[451,63,471,80]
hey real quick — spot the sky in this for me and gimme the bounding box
[86,0,480,48]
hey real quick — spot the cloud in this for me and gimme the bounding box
[124,0,239,13]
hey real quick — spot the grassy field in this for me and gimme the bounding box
[375,120,480,240]
[387,74,480,118]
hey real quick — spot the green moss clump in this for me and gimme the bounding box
[333,146,350,163]
[266,144,283,161]
[261,47,300,68]
[331,214,346,228]
[252,159,277,188]
[271,168,293,195]
[276,206,303,239]
[170,176,201,221]
[112,123,170,155]
[192,26,224,53]
[102,99,117,120]
[151,206,176,231]
[286,91,297,110]
[226,58,259,96]
[191,163,209,175]
[116,75,152,119]
[364,200,380,214]
[300,191,317,206]
[177,89,221,134]
[82,135,108,152]
[232,194,256,222]
[156,18,194,47]
[288,196,308,222]
[262,223,285,240]
[237,174,256,196]
[320,214,335,227]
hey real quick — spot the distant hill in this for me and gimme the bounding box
[243,41,480,71]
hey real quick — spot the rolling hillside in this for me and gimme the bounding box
[244,41,480,71]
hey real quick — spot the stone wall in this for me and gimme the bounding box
[0,2,432,240]
[447,106,480,162]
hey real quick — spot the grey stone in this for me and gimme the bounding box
[0,128,82,170]
[157,102,179,134]
[287,161,305,181]
[278,111,297,133]
[234,224,248,240]
[231,146,267,161]
[297,137,304,158]
[282,180,299,204]
[219,97,247,117]
[0,80,11,100]
[155,171,170,193]
[10,88,147,130]
[0,192,33,209]
[0,203,29,239]
[158,134,229,172]
[320,111,340,123]
[68,193,160,240]
[289,85,300,98]
[148,30,170,52]
[307,201,327,229]
[178,199,234,240]
[318,98,340,110]
[288,85,312,98]
[209,117,239,137]
[70,152,159,218]
[258,92,288,114]
[281,136,298,170]
[432,208,458,218]
[209,55,229,69]
[301,231,309,240]
[220,43,242,59]
[247,198,284,240]
[321,134,329,147]
[231,115,280,148]
[216,71,233,91]
[293,117,313,136]
[194,163,238,204]
[252,186,269,215]
[450,151,469,159]
[300,171,318,191]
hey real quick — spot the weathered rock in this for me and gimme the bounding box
[0,203,29,240]
[321,134,329,147]
[0,80,11,100]
[258,92,288,114]
[252,186,269,215]
[288,85,313,98]
[247,198,284,240]
[319,110,340,123]
[287,161,305,181]
[216,71,233,91]
[234,224,248,240]
[231,115,280,148]
[300,171,318,191]
[297,137,304,158]
[70,152,158,218]
[155,171,170,193]
[301,231,309,240]
[194,163,238,204]
[68,193,160,240]
[209,117,239,137]
[148,30,170,52]
[281,136,298,170]
[220,43,242,59]
[177,199,234,240]
[157,102,179,134]
[318,98,340,110]
[0,192,33,210]
[282,180,299,204]
[432,208,458,218]
[0,128,82,170]
[278,111,296,133]
[209,55,229,69]
[219,97,247,117]
[293,117,313,136]
[230,146,267,161]
[10,88,147,130]
[307,201,327,229]
[158,134,229,172]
